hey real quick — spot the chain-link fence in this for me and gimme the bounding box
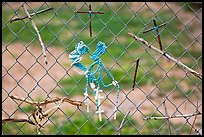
[2,2,202,135]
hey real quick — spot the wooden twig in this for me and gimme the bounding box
[128,33,202,80]
[9,7,54,23]
[5,95,83,133]
[22,3,48,65]
[163,98,171,135]
[189,94,199,135]
[2,118,35,126]
[89,5,92,37]
[6,95,83,130]
[118,111,130,135]
[9,95,84,107]
[132,59,140,91]
[143,22,168,33]
[143,110,201,120]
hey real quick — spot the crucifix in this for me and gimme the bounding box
[95,89,104,121]
[76,4,104,37]
[84,92,90,112]
[143,18,168,51]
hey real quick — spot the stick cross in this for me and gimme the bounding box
[143,19,168,51]
[76,4,104,37]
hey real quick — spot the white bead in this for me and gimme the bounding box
[94,88,98,100]
[84,93,88,97]
[98,95,104,99]
[114,107,117,120]
[84,70,88,75]
[90,83,96,89]
[112,80,118,86]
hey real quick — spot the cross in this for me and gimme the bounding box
[84,92,90,112]
[143,18,168,51]
[76,4,104,37]
[95,89,104,121]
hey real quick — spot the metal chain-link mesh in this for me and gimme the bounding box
[2,2,202,135]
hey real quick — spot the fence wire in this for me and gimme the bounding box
[2,2,202,135]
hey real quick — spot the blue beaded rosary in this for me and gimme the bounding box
[69,41,120,121]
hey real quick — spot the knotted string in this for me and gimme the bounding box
[153,26,158,31]
[69,41,90,72]
[152,26,161,40]
[88,11,92,17]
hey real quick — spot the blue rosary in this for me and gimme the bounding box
[69,41,120,121]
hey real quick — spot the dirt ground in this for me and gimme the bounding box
[2,2,202,135]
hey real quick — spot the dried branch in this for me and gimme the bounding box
[163,98,171,135]
[128,33,202,80]
[189,94,199,135]
[22,3,48,65]
[189,112,198,135]
[9,7,54,23]
[3,95,84,135]
[143,110,201,120]
[6,95,83,132]
[2,118,35,126]
[9,95,84,107]
[118,111,130,135]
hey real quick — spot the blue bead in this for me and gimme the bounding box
[153,26,158,31]
[88,11,92,16]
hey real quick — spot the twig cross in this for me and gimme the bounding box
[143,18,168,51]
[76,4,104,37]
